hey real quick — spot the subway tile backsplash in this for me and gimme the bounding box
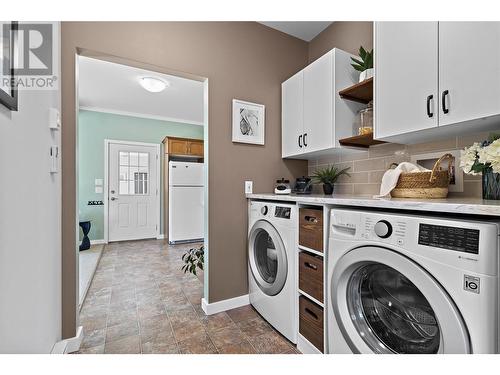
[308,131,491,198]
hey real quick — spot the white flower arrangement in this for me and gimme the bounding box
[460,138,500,175]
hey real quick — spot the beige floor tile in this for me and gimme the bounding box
[237,317,273,339]
[104,335,141,354]
[248,331,293,354]
[142,341,179,354]
[106,309,138,328]
[209,325,247,349]
[105,321,139,344]
[226,305,259,323]
[81,328,106,350]
[77,344,105,354]
[217,340,256,354]
[78,240,298,356]
[200,312,235,333]
[178,334,217,354]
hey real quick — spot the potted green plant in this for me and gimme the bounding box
[312,165,351,195]
[460,135,500,199]
[351,46,373,82]
[181,245,204,275]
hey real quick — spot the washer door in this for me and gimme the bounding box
[331,246,470,354]
[248,220,288,296]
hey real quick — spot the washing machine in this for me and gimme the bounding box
[327,208,500,354]
[248,200,298,343]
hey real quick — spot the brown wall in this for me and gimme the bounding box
[308,21,373,63]
[61,22,308,337]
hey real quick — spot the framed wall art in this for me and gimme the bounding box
[232,99,265,145]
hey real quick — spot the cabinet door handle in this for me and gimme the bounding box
[426,94,433,118]
[298,135,303,148]
[304,307,319,320]
[303,133,308,147]
[304,215,318,223]
[304,262,318,270]
[442,90,449,114]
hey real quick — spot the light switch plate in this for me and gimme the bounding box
[245,180,253,194]
[95,178,103,186]
[95,186,103,194]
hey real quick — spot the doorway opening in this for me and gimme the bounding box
[75,53,209,320]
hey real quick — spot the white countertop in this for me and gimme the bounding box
[246,193,500,216]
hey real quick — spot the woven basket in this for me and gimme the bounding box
[391,153,453,199]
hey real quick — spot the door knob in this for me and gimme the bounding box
[110,197,118,201]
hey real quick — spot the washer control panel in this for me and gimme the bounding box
[374,220,392,238]
[275,206,291,219]
[418,223,480,254]
[363,216,408,246]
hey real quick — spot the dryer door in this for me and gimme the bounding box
[331,246,470,354]
[248,220,288,296]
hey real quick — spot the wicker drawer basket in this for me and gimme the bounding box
[391,153,453,199]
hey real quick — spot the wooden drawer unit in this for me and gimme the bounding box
[299,207,323,252]
[299,252,324,303]
[299,296,324,352]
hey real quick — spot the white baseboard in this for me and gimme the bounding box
[90,239,106,245]
[297,333,322,354]
[156,234,165,240]
[201,294,249,315]
[51,326,84,354]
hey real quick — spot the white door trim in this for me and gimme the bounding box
[103,139,161,243]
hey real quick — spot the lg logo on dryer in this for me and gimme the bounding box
[464,275,480,294]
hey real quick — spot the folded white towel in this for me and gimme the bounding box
[374,162,430,198]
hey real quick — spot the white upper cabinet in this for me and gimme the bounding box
[282,71,304,158]
[282,49,361,159]
[375,21,500,143]
[439,22,500,127]
[303,52,333,153]
[374,22,439,139]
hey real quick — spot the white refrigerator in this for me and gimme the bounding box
[168,161,204,244]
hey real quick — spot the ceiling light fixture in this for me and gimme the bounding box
[139,77,169,93]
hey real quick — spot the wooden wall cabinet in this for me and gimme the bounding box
[164,137,204,157]
[375,21,500,143]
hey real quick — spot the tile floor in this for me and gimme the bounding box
[76,239,299,354]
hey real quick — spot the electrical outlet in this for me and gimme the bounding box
[245,181,253,194]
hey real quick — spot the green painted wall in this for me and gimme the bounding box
[78,110,204,241]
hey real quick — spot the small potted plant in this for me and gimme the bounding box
[312,165,351,195]
[351,46,373,82]
[460,135,500,200]
[181,245,204,276]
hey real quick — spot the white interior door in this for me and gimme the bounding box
[108,141,159,242]
[439,22,500,127]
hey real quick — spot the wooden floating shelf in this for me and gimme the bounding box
[338,77,373,104]
[339,133,386,148]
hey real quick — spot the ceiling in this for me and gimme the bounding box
[259,22,332,42]
[78,56,204,126]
